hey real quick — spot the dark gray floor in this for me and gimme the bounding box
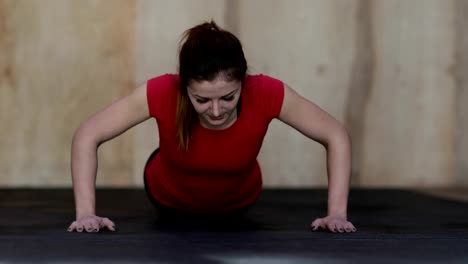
[1,188,468,263]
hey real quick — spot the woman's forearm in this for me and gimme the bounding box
[326,127,352,218]
[71,126,99,219]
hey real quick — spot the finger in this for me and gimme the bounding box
[101,218,116,231]
[343,222,354,232]
[337,225,344,233]
[344,224,352,232]
[311,218,322,225]
[347,222,357,232]
[107,224,116,231]
[76,223,84,233]
[311,219,320,227]
[332,222,343,233]
[336,222,347,233]
[90,221,99,233]
[83,221,95,233]
[311,219,322,231]
[320,221,327,230]
[67,221,77,232]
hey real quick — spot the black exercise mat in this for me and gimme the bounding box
[0,188,467,263]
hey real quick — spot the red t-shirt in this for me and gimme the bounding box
[144,74,284,213]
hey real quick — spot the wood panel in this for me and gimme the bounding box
[0,0,465,187]
[235,0,359,186]
[344,0,375,185]
[360,0,456,186]
[455,0,468,185]
[0,0,136,186]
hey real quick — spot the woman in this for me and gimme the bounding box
[67,20,356,233]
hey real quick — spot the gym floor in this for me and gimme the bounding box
[1,188,467,263]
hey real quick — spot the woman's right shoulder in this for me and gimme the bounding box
[147,74,179,90]
[146,74,179,118]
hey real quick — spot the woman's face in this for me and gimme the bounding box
[187,77,242,130]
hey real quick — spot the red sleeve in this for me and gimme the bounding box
[258,74,285,121]
[146,74,177,119]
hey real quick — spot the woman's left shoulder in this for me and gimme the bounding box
[244,74,284,90]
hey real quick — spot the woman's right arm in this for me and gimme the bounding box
[68,83,150,232]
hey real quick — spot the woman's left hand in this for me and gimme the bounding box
[311,215,356,233]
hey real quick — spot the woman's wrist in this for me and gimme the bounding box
[327,199,348,218]
[76,203,95,219]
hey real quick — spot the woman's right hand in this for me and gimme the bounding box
[67,215,116,233]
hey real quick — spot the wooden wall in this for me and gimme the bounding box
[0,0,466,187]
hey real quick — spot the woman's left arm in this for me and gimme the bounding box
[278,84,356,233]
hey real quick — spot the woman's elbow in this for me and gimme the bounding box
[72,121,101,148]
[325,124,351,149]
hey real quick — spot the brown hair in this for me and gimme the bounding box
[176,20,247,150]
